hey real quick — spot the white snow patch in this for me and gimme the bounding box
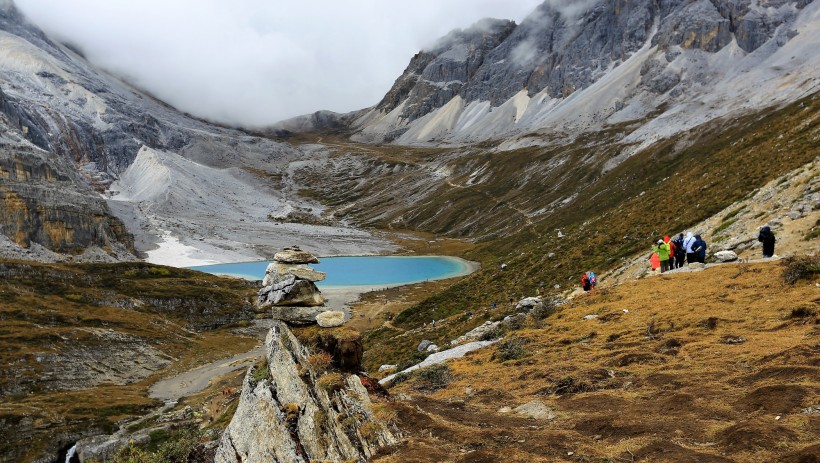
[145,230,217,267]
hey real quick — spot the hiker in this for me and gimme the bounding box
[673,233,686,268]
[758,226,776,257]
[589,271,598,289]
[581,273,591,291]
[693,234,707,263]
[683,232,697,264]
[651,239,671,273]
[664,235,677,268]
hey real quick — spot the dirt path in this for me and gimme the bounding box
[148,346,265,401]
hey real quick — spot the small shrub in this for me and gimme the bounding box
[359,422,382,440]
[307,352,333,374]
[479,326,503,341]
[281,403,300,423]
[700,317,719,330]
[783,255,820,284]
[789,307,816,319]
[251,359,269,383]
[492,337,529,362]
[414,364,452,391]
[317,372,346,393]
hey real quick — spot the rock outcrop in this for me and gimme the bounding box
[214,322,395,463]
[258,247,328,324]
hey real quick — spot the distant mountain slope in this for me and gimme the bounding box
[317,0,818,149]
[0,2,394,262]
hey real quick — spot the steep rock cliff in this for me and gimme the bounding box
[345,0,818,146]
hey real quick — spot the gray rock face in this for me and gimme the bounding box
[259,275,325,308]
[350,0,811,145]
[214,322,396,463]
[376,18,516,121]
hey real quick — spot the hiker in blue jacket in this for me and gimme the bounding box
[693,234,707,263]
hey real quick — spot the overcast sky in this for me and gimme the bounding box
[15,0,543,127]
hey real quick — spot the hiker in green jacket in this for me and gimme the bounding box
[652,239,672,273]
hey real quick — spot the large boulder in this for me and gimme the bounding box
[214,322,394,463]
[270,306,327,325]
[258,275,325,308]
[713,250,738,262]
[263,262,326,286]
[515,297,543,311]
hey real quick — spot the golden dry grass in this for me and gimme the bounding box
[376,260,819,462]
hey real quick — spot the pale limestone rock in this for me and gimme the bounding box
[515,296,543,311]
[713,250,738,262]
[214,322,395,463]
[514,400,556,420]
[273,246,320,264]
[316,310,345,328]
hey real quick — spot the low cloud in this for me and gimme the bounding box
[14,0,542,127]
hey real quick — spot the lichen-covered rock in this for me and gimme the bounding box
[515,297,543,311]
[273,246,320,264]
[713,250,739,262]
[269,306,327,325]
[263,262,326,286]
[316,310,346,328]
[258,275,325,308]
[214,322,395,463]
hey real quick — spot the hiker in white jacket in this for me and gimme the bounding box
[683,232,697,264]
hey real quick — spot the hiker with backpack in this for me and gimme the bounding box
[581,273,591,291]
[664,235,677,268]
[758,226,776,257]
[693,234,707,263]
[651,239,672,273]
[673,233,686,268]
[683,232,697,264]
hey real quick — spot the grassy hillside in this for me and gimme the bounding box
[355,93,819,371]
[374,258,819,462]
[0,261,259,463]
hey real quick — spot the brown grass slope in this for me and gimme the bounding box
[0,261,258,463]
[376,260,819,462]
[359,92,819,372]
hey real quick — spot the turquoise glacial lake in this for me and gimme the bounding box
[188,256,475,288]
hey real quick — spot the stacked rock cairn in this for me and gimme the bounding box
[257,246,344,327]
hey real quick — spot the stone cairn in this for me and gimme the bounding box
[257,246,345,326]
[257,246,326,323]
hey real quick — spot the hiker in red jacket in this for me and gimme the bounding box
[664,235,677,269]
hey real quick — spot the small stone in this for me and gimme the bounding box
[426,344,440,352]
[713,250,738,262]
[378,364,397,372]
[316,311,345,328]
[775,415,781,420]
[498,406,512,413]
[513,400,556,420]
[417,340,432,352]
[583,314,598,320]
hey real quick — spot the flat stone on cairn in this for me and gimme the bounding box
[257,246,327,324]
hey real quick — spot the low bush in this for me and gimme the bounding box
[783,255,820,284]
[492,337,529,362]
[414,364,452,391]
[317,372,346,393]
